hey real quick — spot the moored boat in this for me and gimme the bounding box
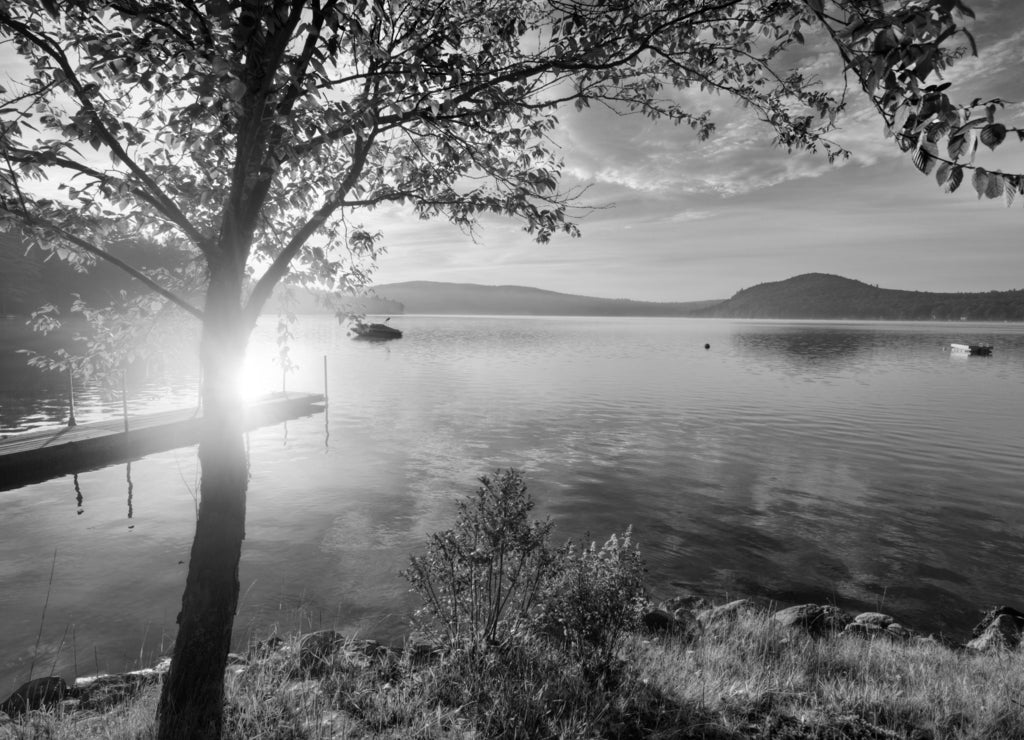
[950,343,992,356]
[351,320,403,340]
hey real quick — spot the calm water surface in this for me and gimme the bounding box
[1,315,1023,692]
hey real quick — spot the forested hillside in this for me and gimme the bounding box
[372,281,720,316]
[697,274,1024,321]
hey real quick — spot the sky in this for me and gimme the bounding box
[2,3,1022,304]
[367,1,1024,302]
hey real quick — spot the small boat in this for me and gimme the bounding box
[351,320,402,341]
[950,343,992,356]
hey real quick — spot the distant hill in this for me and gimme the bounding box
[696,273,1024,321]
[372,281,720,316]
[263,285,403,316]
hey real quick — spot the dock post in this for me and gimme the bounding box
[121,371,129,432]
[67,367,77,427]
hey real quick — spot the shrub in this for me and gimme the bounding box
[533,527,648,669]
[403,469,557,651]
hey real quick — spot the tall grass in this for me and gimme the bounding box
[6,609,1024,739]
[5,470,1021,738]
[627,609,1024,738]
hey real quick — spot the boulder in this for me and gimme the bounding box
[774,604,851,636]
[970,605,1024,640]
[298,629,347,672]
[0,676,69,716]
[853,612,896,629]
[843,614,913,641]
[699,599,756,626]
[72,673,150,712]
[886,622,913,640]
[844,622,887,639]
[352,639,391,660]
[966,614,1020,652]
[642,608,679,633]
[642,607,702,642]
[248,635,287,659]
[70,658,171,712]
[912,633,960,651]
[405,641,443,667]
[661,594,709,614]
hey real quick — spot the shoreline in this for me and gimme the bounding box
[3,592,1023,738]
[4,590,1021,714]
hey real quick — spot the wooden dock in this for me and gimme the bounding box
[0,392,325,492]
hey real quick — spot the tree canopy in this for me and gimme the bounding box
[2,0,1019,344]
[1,1,1021,737]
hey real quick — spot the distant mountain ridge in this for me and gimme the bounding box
[373,275,1024,321]
[696,273,1024,321]
[373,281,720,316]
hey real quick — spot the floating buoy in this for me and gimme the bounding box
[704,343,710,350]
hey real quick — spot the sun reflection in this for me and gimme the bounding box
[239,353,287,401]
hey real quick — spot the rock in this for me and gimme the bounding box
[853,611,895,629]
[0,676,69,716]
[298,629,347,672]
[844,622,887,639]
[773,604,851,636]
[642,607,702,642]
[661,594,709,614]
[700,599,756,627]
[353,639,390,660]
[843,616,913,641]
[966,613,1020,652]
[886,622,913,640]
[249,635,286,659]
[970,605,1024,639]
[71,671,158,712]
[912,633,960,651]
[642,608,677,633]
[405,642,442,667]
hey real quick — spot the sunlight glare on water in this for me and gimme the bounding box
[1,315,1023,693]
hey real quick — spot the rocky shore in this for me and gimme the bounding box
[3,596,1023,731]
[641,597,1024,652]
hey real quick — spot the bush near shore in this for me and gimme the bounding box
[3,470,1023,739]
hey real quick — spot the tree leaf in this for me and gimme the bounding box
[979,123,1006,150]
[1004,176,1017,208]
[934,161,952,187]
[971,167,988,199]
[944,165,963,193]
[985,172,1004,200]
[913,141,937,175]
[947,132,969,160]
[889,103,911,138]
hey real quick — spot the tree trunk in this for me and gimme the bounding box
[157,268,249,740]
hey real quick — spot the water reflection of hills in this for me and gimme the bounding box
[733,327,879,369]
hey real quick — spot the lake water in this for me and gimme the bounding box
[2,315,1023,693]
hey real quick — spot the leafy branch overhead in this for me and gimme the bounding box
[0,1,1019,337]
[811,0,1024,204]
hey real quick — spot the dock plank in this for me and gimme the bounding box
[0,392,324,491]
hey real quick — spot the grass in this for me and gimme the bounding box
[4,609,1024,739]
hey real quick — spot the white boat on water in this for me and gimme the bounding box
[951,343,992,356]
